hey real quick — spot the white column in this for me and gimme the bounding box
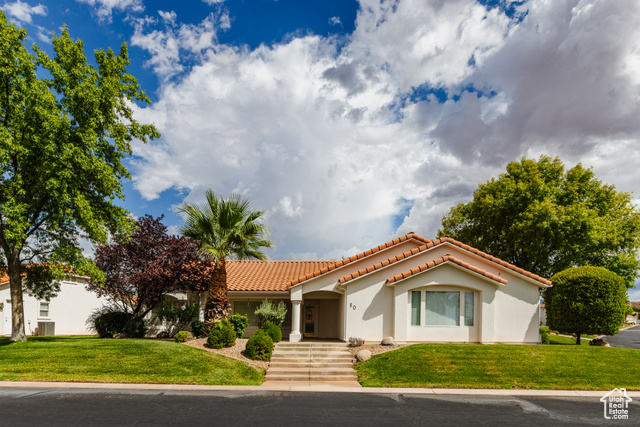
[290,300,302,342]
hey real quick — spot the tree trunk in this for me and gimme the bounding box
[202,258,230,335]
[576,333,581,345]
[8,251,26,342]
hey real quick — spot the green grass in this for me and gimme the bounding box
[0,336,263,385]
[356,342,640,390]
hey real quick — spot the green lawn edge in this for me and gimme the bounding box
[355,339,640,390]
[0,336,264,386]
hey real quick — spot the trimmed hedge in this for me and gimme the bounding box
[94,311,130,338]
[260,321,282,343]
[206,319,236,349]
[244,330,273,361]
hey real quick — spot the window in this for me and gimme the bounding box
[425,291,460,326]
[39,302,50,317]
[464,291,474,326]
[233,300,292,327]
[411,291,421,326]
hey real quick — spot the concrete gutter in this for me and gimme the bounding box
[2,380,639,397]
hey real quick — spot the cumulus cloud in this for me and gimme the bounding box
[76,0,144,23]
[130,0,640,261]
[328,16,342,26]
[1,0,46,23]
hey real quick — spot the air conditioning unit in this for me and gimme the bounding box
[37,321,55,336]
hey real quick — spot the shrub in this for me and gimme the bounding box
[229,314,249,338]
[191,320,205,338]
[244,329,273,361]
[539,326,550,344]
[174,331,193,343]
[154,301,199,337]
[124,318,148,338]
[206,319,236,349]
[93,310,130,338]
[545,266,627,344]
[254,299,287,327]
[260,320,282,343]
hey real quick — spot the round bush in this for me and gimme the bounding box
[174,331,193,343]
[545,266,627,342]
[244,330,273,361]
[94,311,130,338]
[124,318,148,338]
[206,319,237,349]
[260,320,282,343]
[229,314,249,338]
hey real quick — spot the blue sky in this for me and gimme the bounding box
[3,0,640,298]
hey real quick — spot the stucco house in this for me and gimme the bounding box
[0,273,103,336]
[227,233,551,344]
[2,233,550,343]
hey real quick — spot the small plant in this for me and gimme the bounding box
[191,320,205,338]
[254,299,287,327]
[206,319,236,349]
[260,320,282,343]
[539,326,550,344]
[154,301,199,337]
[91,309,130,338]
[124,318,148,338]
[244,329,274,361]
[174,331,193,343]
[229,314,249,338]
[349,337,364,347]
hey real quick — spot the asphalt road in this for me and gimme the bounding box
[604,324,640,349]
[0,387,636,426]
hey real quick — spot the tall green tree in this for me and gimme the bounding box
[0,13,159,341]
[439,156,640,286]
[545,266,627,344]
[178,190,272,334]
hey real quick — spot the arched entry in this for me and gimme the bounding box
[302,291,341,339]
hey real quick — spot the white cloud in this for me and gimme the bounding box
[130,0,640,262]
[130,11,229,79]
[329,16,342,26]
[202,0,225,5]
[1,0,46,23]
[75,0,144,24]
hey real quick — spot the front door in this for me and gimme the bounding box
[304,305,317,337]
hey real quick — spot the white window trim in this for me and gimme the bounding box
[409,288,476,328]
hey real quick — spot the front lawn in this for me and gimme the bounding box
[356,342,640,390]
[0,336,263,385]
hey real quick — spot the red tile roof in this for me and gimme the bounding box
[338,236,550,286]
[227,260,333,292]
[286,233,431,287]
[386,255,508,285]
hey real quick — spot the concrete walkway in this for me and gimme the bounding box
[2,380,639,397]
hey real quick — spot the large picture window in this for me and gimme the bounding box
[425,291,460,326]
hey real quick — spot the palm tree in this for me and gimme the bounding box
[178,189,273,333]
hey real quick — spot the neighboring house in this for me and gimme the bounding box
[0,273,104,336]
[227,233,550,344]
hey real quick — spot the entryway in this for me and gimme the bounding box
[264,342,359,386]
[302,291,341,339]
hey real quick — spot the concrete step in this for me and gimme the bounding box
[265,374,358,382]
[276,343,349,348]
[269,361,354,369]
[267,367,356,375]
[270,351,352,358]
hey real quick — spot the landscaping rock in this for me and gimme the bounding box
[356,349,372,362]
[589,338,610,347]
[113,333,127,339]
[381,336,396,346]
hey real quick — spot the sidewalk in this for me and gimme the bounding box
[2,380,639,397]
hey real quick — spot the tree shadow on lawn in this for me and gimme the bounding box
[0,336,97,347]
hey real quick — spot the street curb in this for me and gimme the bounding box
[1,381,639,397]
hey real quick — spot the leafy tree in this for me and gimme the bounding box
[89,215,212,326]
[0,13,159,341]
[154,300,199,337]
[544,266,627,344]
[178,190,273,334]
[439,156,640,287]
[254,299,287,327]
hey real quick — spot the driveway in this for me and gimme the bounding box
[604,324,640,349]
